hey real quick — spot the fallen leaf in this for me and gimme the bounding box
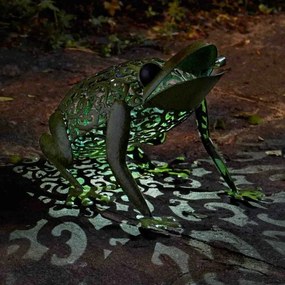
[259,4,273,14]
[214,118,226,130]
[265,150,282,157]
[68,77,83,85]
[0,96,14,102]
[9,154,22,164]
[234,112,262,125]
[248,114,262,125]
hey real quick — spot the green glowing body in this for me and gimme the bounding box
[40,41,262,217]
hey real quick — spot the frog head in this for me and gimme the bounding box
[140,41,225,111]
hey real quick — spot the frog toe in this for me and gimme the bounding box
[225,187,264,201]
[66,188,111,207]
[66,194,78,207]
[139,216,183,233]
[80,196,94,206]
[88,188,114,205]
[147,160,191,179]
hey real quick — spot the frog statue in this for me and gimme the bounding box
[40,41,262,218]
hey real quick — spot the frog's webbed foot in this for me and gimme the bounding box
[139,216,182,233]
[225,187,264,202]
[129,147,190,179]
[66,185,114,207]
[146,157,191,180]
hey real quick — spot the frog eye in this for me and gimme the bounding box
[139,63,162,86]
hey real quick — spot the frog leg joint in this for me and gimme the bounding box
[195,100,238,194]
[106,100,151,217]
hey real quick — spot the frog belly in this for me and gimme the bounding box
[129,107,190,145]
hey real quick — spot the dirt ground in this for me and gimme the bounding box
[0,12,285,285]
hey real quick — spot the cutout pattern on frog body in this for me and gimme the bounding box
[39,41,263,217]
[62,60,192,160]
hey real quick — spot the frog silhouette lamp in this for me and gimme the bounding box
[40,41,263,218]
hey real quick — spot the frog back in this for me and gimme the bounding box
[57,60,147,140]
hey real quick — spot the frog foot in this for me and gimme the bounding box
[225,187,264,202]
[144,157,191,179]
[66,185,114,207]
[139,216,182,232]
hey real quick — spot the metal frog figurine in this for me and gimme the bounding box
[40,41,262,218]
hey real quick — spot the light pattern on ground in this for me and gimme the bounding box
[1,142,285,284]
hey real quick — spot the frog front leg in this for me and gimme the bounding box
[195,100,263,201]
[106,100,152,217]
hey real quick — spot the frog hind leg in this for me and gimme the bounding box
[128,127,189,179]
[127,146,159,175]
[195,100,263,201]
[106,100,151,217]
[39,110,92,206]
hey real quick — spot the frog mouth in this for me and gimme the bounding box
[143,41,224,111]
[145,72,224,111]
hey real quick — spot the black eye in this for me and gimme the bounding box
[139,63,162,86]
